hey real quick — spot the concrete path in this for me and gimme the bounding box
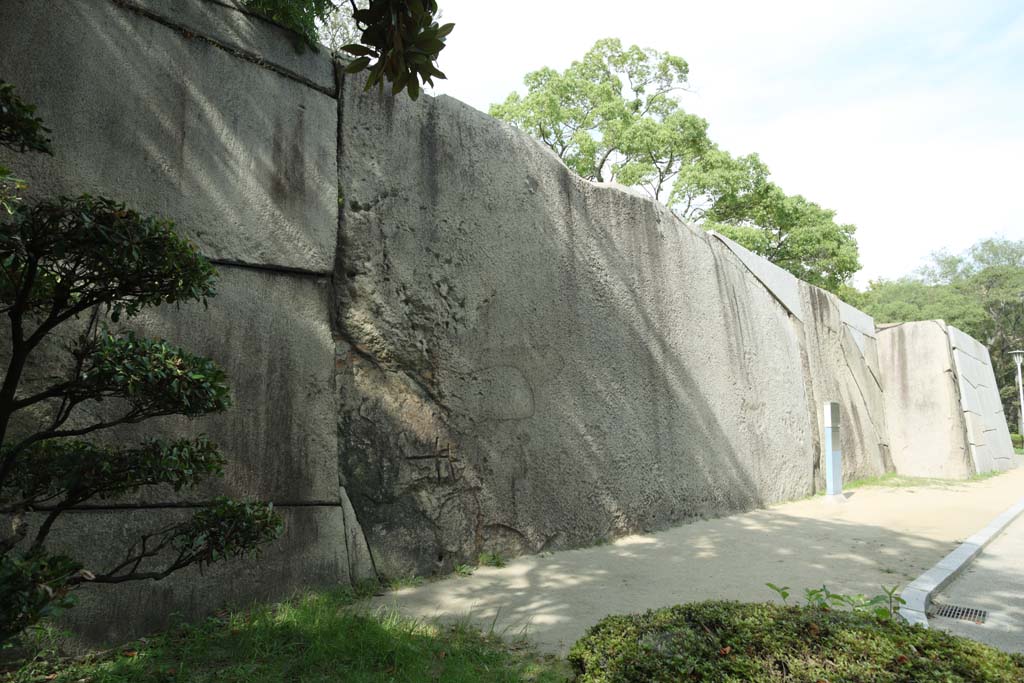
[931,514,1024,653]
[371,468,1024,655]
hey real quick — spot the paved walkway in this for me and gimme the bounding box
[371,468,1024,655]
[931,514,1024,653]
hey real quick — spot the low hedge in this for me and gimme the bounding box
[569,601,1024,682]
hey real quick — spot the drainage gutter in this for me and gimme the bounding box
[901,496,1024,627]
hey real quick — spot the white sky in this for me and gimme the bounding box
[428,0,1024,287]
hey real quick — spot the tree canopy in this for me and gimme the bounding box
[491,39,861,293]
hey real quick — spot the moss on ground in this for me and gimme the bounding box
[570,600,1024,682]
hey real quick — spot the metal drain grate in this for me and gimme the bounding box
[930,603,987,624]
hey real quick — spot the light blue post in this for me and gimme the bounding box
[824,402,842,496]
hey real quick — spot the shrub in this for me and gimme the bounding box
[569,601,1024,682]
[0,82,282,648]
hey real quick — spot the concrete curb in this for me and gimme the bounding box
[901,496,1024,627]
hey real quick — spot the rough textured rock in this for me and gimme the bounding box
[878,321,1013,478]
[114,265,342,503]
[795,284,892,484]
[335,78,891,578]
[710,233,891,485]
[1,266,340,504]
[0,0,359,647]
[27,505,354,645]
[1,0,1017,647]
[0,0,338,273]
[947,325,1016,472]
[117,0,337,92]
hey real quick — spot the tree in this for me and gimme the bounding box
[491,39,861,293]
[858,239,1024,425]
[243,0,453,100]
[491,38,691,184]
[0,83,282,647]
[708,185,861,292]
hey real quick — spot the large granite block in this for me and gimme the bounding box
[0,0,337,272]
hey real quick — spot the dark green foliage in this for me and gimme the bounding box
[0,83,281,649]
[0,551,81,646]
[2,438,225,509]
[0,195,217,323]
[0,81,50,216]
[570,601,1024,682]
[341,0,453,100]
[90,498,284,585]
[173,499,284,572]
[241,0,453,100]
[0,82,51,156]
[64,330,231,419]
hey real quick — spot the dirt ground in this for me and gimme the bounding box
[370,467,1024,655]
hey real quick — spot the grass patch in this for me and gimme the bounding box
[845,470,1007,490]
[3,589,570,683]
[384,574,425,591]
[570,601,1024,682]
[477,552,507,568]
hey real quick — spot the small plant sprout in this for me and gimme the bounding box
[769,583,907,622]
[765,583,790,604]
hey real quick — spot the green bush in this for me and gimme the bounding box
[1010,432,1022,449]
[569,601,1024,682]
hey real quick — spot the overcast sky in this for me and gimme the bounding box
[426,0,1024,287]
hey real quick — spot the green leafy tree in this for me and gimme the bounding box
[0,83,282,647]
[708,185,861,292]
[243,0,453,100]
[491,39,860,293]
[491,38,691,184]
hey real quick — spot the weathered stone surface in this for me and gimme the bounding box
[0,0,337,273]
[947,325,1016,472]
[341,487,378,582]
[119,0,336,91]
[3,0,1018,649]
[337,79,833,577]
[878,321,974,478]
[28,505,351,645]
[709,232,805,320]
[797,284,891,484]
[119,265,341,503]
[5,266,339,504]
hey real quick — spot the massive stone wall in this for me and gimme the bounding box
[334,80,893,577]
[879,321,1015,477]
[0,0,373,644]
[0,0,1011,645]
